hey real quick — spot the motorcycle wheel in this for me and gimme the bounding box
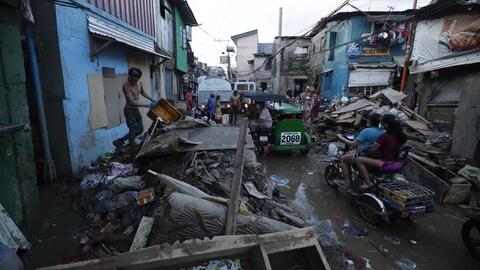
[324,165,340,188]
[462,218,480,258]
[357,195,384,225]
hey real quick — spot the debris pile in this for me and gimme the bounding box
[309,87,477,204]
[69,118,306,262]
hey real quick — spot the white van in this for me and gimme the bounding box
[231,82,256,93]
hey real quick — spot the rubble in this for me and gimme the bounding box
[68,116,307,263]
[308,87,476,204]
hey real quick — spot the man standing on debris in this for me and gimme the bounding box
[334,113,383,189]
[229,90,240,126]
[185,88,194,116]
[113,67,154,156]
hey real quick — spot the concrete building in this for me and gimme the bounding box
[0,0,39,225]
[320,11,409,100]
[231,30,258,81]
[30,0,197,175]
[308,28,326,91]
[253,43,273,91]
[409,0,480,165]
[271,36,312,96]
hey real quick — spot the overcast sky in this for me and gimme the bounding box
[189,0,431,67]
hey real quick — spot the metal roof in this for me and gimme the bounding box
[88,16,167,58]
[231,29,258,44]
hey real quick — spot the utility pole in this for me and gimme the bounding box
[226,45,235,80]
[399,0,418,92]
[274,7,283,94]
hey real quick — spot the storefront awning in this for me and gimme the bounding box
[87,16,170,59]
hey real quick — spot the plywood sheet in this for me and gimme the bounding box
[103,77,122,128]
[403,120,432,137]
[87,74,108,129]
[170,127,254,152]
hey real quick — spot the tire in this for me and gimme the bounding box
[357,195,385,226]
[324,165,340,188]
[462,218,480,258]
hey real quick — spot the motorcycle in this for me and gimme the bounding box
[462,212,480,258]
[324,135,435,225]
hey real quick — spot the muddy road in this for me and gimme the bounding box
[261,151,479,270]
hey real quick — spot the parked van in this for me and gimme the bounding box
[197,78,233,112]
[231,82,256,93]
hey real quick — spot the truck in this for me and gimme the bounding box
[197,78,233,112]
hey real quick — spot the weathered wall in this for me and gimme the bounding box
[235,33,258,81]
[322,16,406,99]
[54,5,156,173]
[0,2,39,224]
[31,0,72,176]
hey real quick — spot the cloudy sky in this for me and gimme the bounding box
[189,0,431,67]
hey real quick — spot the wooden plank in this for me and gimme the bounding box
[225,118,248,235]
[87,74,108,129]
[38,235,261,270]
[129,217,154,251]
[403,120,433,137]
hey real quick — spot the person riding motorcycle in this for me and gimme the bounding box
[355,114,407,190]
[334,113,384,189]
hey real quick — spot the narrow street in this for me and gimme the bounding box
[262,152,479,270]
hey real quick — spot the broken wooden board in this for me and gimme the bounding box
[38,228,331,270]
[130,216,154,252]
[331,99,374,115]
[403,120,433,137]
[169,127,255,152]
[243,182,269,199]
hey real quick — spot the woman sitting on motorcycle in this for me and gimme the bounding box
[334,113,383,189]
[355,114,407,190]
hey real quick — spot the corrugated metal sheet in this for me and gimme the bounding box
[88,16,160,56]
[89,0,156,37]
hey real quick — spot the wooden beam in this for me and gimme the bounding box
[225,117,248,235]
[129,216,154,252]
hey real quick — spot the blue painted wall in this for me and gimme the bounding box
[55,5,130,172]
[322,15,406,100]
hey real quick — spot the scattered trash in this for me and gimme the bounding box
[191,258,242,270]
[313,219,341,247]
[0,242,23,270]
[342,220,368,238]
[136,188,156,206]
[80,173,105,190]
[394,258,417,270]
[384,236,401,245]
[327,143,339,157]
[368,240,388,256]
[270,175,290,188]
[345,259,355,270]
[409,240,418,245]
[107,162,137,181]
[363,257,373,269]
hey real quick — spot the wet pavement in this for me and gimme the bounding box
[261,151,480,270]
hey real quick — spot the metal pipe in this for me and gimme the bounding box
[399,0,418,92]
[25,23,57,182]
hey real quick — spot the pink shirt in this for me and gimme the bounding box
[260,108,272,128]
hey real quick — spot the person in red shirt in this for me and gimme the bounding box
[355,114,407,190]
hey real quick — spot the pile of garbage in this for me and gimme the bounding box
[309,88,479,205]
[69,118,306,263]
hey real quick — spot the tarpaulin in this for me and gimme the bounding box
[411,15,480,73]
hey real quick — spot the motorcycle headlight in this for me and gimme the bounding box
[227,104,231,108]
[244,103,248,108]
[201,105,205,109]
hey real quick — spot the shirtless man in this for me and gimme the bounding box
[229,90,240,126]
[113,67,154,156]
